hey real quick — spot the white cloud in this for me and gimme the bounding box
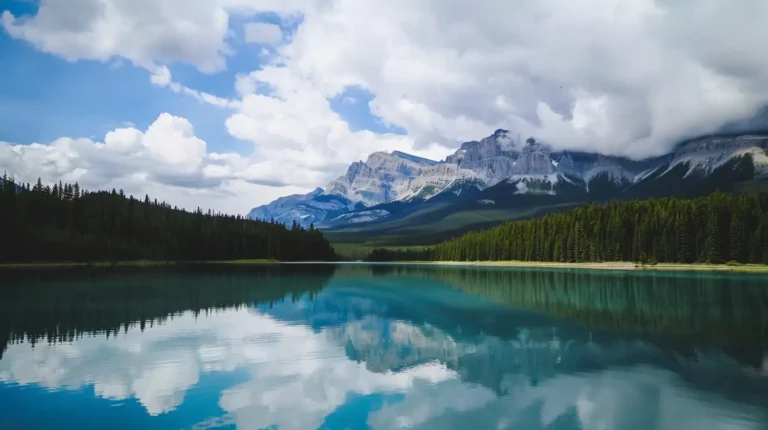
[0,113,308,214]
[244,22,283,45]
[150,66,236,108]
[149,66,173,87]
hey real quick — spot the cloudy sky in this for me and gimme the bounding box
[2,0,768,214]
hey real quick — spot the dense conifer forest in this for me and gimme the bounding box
[368,192,768,264]
[0,175,336,262]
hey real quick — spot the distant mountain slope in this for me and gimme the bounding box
[250,131,768,243]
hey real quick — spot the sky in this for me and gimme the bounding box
[1,0,768,215]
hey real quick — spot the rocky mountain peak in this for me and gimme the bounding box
[344,161,370,182]
[322,150,439,207]
[391,150,438,166]
[448,130,521,165]
[519,140,555,174]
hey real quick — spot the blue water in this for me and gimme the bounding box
[1,264,767,429]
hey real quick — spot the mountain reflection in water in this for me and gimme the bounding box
[0,264,766,430]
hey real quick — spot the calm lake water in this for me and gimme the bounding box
[1,264,767,430]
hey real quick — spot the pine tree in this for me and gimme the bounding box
[729,216,743,262]
[704,216,722,264]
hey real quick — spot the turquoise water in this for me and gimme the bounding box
[1,264,767,429]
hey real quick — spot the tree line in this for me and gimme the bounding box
[0,175,336,262]
[368,192,768,264]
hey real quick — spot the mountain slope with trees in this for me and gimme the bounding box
[0,175,336,263]
[368,192,768,265]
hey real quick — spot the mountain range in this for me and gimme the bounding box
[249,130,768,245]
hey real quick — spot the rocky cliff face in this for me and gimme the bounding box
[439,132,644,191]
[249,131,768,228]
[324,151,437,206]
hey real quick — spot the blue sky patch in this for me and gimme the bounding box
[329,87,405,135]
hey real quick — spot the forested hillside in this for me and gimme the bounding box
[368,192,768,264]
[0,175,336,262]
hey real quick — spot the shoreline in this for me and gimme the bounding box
[0,259,279,269]
[404,260,768,273]
[0,260,179,269]
[3,259,767,274]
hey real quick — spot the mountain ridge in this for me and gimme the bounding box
[250,131,768,239]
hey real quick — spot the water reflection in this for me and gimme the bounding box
[0,264,767,429]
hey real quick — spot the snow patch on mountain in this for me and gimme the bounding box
[584,166,632,184]
[667,135,768,178]
[634,166,661,183]
[332,209,390,224]
[738,147,768,178]
[395,164,482,202]
[509,173,562,185]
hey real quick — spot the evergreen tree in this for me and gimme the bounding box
[729,216,744,262]
[704,216,722,263]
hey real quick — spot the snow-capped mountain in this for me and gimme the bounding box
[249,131,768,228]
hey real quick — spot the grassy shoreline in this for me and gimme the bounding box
[404,260,768,273]
[3,259,768,273]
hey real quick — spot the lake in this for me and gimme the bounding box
[1,264,767,430]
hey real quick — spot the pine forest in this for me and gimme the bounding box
[0,175,337,263]
[368,192,768,265]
